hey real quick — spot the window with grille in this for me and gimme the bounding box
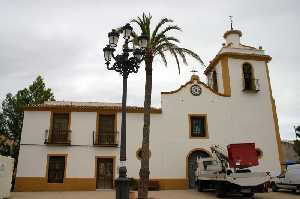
[47,156,65,183]
[52,113,69,130]
[97,115,116,145]
[242,63,256,91]
[190,115,207,137]
[50,113,70,144]
[212,70,218,92]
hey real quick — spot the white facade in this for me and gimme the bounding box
[16,29,283,191]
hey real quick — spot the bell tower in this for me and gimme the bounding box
[204,22,284,170]
[205,21,271,96]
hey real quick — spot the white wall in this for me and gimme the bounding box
[17,57,281,179]
[21,111,50,145]
[71,112,97,146]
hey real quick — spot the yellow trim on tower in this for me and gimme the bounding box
[221,56,231,96]
[265,63,284,171]
[204,52,272,75]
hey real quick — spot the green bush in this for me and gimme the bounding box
[129,178,139,190]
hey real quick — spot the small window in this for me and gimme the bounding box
[98,115,115,134]
[50,113,71,144]
[242,63,258,91]
[189,115,207,138]
[97,114,117,145]
[212,71,218,92]
[47,156,65,183]
[52,113,70,130]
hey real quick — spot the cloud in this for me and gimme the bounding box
[0,0,299,140]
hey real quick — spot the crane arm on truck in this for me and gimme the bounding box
[210,145,229,171]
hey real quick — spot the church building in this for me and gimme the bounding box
[15,28,283,191]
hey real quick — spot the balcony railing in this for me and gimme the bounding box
[45,129,71,145]
[242,78,260,92]
[93,131,119,146]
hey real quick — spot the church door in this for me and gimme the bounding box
[188,150,210,188]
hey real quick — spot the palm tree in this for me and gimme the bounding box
[132,13,204,198]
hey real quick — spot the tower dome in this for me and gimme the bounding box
[223,29,242,48]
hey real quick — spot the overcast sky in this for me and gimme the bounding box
[0,0,299,140]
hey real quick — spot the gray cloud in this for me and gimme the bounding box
[0,0,299,140]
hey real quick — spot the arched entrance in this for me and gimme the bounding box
[187,149,210,189]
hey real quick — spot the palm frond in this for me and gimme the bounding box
[131,16,147,34]
[156,50,168,67]
[174,48,188,65]
[151,18,173,43]
[168,47,181,74]
[180,48,204,65]
[132,13,204,72]
[154,25,181,44]
[155,36,180,47]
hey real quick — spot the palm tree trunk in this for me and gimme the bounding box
[138,56,153,199]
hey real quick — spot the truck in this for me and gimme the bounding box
[271,164,300,193]
[195,143,271,197]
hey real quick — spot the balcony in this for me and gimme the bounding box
[45,129,71,145]
[93,131,119,147]
[242,78,260,92]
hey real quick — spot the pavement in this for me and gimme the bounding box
[10,189,300,199]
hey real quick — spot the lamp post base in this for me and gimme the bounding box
[115,167,130,199]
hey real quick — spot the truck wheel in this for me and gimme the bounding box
[197,180,204,192]
[271,183,278,192]
[216,183,226,198]
[243,193,254,197]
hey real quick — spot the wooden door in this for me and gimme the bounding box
[96,158,113,189]
[188,151,210,188]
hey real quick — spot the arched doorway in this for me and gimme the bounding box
[187,149,210,189]
[242,63,254,90]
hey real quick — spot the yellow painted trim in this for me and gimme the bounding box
[221,56,231,96]
[25,105,162,114]
[188,114,209,139]
[45,154,68,183]
[162,76,230,97]
[95,156,116,188]
[265,63,284,171]
[204,52,272,75]
[15,177,187,191]
[15,177,96,191]
[151,178,187,190]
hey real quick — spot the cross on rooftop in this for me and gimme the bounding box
[229,16,233,30]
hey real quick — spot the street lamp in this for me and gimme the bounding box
[103,23,148,199]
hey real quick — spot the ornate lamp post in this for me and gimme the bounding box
[103,23,148,199]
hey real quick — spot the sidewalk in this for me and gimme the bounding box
[10,190,300,199]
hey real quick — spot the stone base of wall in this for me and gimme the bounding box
[154,178,187,190]
[15,177,187,191]
[15,177,96,191]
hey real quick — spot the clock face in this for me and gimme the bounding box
[190,84,201,96]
